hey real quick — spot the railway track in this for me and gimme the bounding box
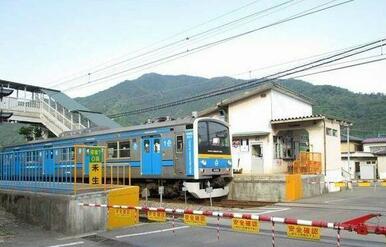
[141,197,273,209]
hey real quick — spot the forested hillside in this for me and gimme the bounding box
[1,73,385,147]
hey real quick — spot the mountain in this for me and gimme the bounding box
[1,73,385,147]
[77,73,386,137]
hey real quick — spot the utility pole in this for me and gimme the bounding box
[347,125,350,180]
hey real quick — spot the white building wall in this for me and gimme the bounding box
[378,156,386,179]
[271,90,312,120]
[363,143,386,152]
[228,91,273,134]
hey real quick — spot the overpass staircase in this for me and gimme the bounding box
[0,80,120,137]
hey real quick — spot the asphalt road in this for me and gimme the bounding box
[1,187,386,247]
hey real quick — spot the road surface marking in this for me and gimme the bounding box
[237,207,290,215]
[115,226,189,239]
[324,199,346,203]
[46,241,84,247]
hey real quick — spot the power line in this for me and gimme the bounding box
[46,0,264,87]
[291,56,386,79]
[62,0,354,93]
[51,0,300,89]
[107,38,385,118]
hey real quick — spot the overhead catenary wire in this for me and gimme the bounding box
[108,38,385,118]
[61,0,354,93]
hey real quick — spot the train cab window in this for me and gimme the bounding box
[119,141,130,158]
[144,140,150,153]
[107,142,118,158]
[154,139,160,153]
[176,136,183,153]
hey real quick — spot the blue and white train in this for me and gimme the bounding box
[0,117,232,198]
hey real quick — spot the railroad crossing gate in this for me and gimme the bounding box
[107,186,139,230]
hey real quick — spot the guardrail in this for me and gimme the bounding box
[0,145,132,195]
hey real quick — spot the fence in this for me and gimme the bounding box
[0,145,131,194]
[290,151,322,175]
[78,202,386,246]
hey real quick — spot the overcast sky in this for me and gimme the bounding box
[0,0,385,97]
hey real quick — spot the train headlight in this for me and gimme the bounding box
[200,159,207,166]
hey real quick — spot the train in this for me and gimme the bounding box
[0,116,232,198]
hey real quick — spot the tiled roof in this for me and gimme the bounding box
[271,114,324,122]
[341,134,363,142]
[363,137,386,144]
[271,114,351,124]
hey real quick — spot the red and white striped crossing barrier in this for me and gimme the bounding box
[78,202,386,236]
[78,202,337,229]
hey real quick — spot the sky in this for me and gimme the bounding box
[0,0,385,97]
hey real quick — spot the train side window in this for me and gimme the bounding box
[119,141,130,158]
[107,142,118,159]
[176,136,183,153]
[154,139,160,153]
[144,140,150,153]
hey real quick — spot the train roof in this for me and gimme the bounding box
[2,117,198,149]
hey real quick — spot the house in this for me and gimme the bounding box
[199,82,349,183]
[340,135,377,180]
[363,137,386,179]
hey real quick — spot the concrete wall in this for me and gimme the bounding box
[0,189,107,234]
[228,174,324,202]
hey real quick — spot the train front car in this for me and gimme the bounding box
[184,117,232,199]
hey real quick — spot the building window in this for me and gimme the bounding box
[119,141,130,158]
[176,135,183,153]
[332,129,338,137]
[326,128,338,137]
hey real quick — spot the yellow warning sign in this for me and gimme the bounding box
[107,186,139,230]
[89,162,102,185]
[334,182,346,187]
[147,211,167,222]
[287,224,321,240]
[358,182,371,187]
[183,214,206,226]
[231,218,259,234]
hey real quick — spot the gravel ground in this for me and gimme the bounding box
[0,207,16,243]
[139,198,240,212]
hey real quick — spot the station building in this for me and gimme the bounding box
[199,82,348,183]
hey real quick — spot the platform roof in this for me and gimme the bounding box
[0,79,60,93]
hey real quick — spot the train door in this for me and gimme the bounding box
[141,137,162,175]
[175,134,185,175]
[43,149,55,175]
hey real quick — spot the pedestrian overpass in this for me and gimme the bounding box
[0,79,121,136]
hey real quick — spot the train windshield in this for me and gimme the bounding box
[198,120,230,155]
